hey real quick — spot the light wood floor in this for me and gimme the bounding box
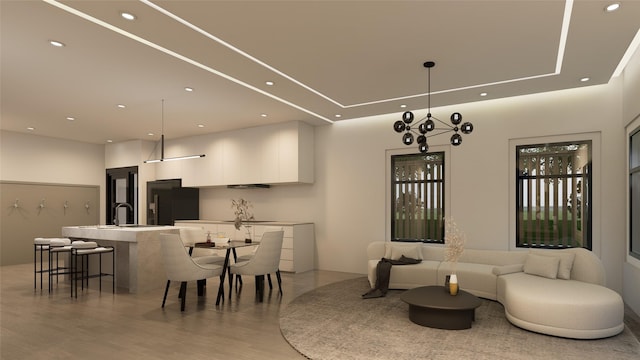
[1,262,639,360]
[0,262,361,360]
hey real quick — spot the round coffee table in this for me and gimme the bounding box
[400,285,482,330]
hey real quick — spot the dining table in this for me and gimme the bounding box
[193,240,258,305]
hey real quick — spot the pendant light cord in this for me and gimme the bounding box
[427,66,431,114]
[160,99,165,159]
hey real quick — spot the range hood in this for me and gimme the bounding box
[227,184,271,189]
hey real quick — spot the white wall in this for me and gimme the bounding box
[0,130,105,221]
[622,43,640,315]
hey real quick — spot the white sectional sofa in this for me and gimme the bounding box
[366,241,624,339]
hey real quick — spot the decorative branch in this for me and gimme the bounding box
[231,198,254,230]
[444,217,466,267]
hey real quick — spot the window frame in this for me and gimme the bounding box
[630,126,640,260]
[515,141,592,249]
[509,133,601,254]
[386,145,451,243]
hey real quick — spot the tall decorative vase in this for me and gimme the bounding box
[243,225,252,243]
[449,274,459,296]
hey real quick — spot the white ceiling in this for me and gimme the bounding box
[2,0,640,144]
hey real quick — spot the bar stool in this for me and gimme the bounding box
[70,241,115,298]
[34,237,52,290]
[47,238,73,292]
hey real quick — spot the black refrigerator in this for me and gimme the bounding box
[147,180,199,225]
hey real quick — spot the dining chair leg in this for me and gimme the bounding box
[267,274,273,290]
[162,280,171,308]
[180,282,187,311]
[255,275,265,302]
[276,270,283,296]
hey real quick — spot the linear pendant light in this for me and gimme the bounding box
[144,99,205,163]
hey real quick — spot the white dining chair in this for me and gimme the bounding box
[159,233,223,311]
[229,231,284,302]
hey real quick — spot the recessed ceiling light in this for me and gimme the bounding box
[580,77,590,82]
[27,127,35,131]
[605,3,620,12]
[261,113,268,117]
[184,87,194,92]
[335,114,342,118]
[117,104,126,108]
[121,12,136,21]
[49,40,65,47]
[197,124,205,128]
[147,132,154,136]
[480,92,488,97]
[265,81,274,86]
[106,139,113,143]
[400,104,407,108]
[66,116,75,121]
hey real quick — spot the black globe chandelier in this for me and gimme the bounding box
[394,61,473,153]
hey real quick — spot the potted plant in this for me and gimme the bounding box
[232,198,254,242]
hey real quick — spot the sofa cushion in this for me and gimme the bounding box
[497,272,624,339]
[384,242,423,260]
[523,253,560,279]
[530,249,575,280]
[492,263,524,276]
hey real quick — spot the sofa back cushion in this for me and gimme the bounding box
[523,253,560,279]
[529,249,575,280]
[457,249,527,266]
[384,242,423,260]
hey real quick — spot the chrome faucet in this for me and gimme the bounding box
[113,202,133,226]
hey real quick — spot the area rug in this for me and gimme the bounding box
[279,277,640,360]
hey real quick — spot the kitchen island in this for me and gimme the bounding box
[61,225,180,293]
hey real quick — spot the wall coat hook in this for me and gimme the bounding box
[39,199,46,209]
[13,199,19,208]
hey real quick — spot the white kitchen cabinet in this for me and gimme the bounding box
[158,121,313,187]
[252,224,314,273]
[175,221,315,273]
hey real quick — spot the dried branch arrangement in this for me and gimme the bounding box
[444,217,466,265]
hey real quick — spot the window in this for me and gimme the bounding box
[630,128,640,259]
[391,152,445,243]
[516,141,592,249]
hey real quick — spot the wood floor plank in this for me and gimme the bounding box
[2,262,638,359]
[0,262,360,359]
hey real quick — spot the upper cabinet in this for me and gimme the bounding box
[154,121,314,187]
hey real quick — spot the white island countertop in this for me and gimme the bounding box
[174,220,313,226]
[62,225,178,243]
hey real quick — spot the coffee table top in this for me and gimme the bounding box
[400,285,482,311]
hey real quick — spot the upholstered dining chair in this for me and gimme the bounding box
[159,233,223,311]
[229,230,284,302]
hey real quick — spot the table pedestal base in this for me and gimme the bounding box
[407,304,476,330]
